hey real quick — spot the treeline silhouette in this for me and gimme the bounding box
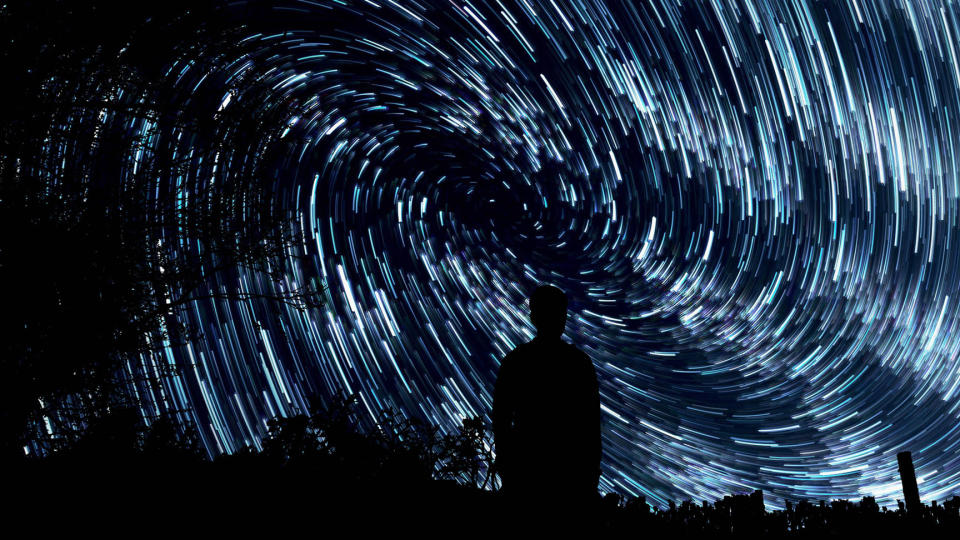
[14,392,496,485]
[11,390,960,537]
[10,392,499,533]
[595,489,960,537]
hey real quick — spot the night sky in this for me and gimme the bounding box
[91,0,960,507]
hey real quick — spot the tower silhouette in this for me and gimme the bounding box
[897,451,921,514]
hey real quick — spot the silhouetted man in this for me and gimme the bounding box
[492,285,601,525]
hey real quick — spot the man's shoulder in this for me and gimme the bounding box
[500,341,533,365]
[563,343,596,374]
[502,339,591,364]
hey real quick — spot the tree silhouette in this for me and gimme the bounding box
[438,415,499,490]
[1,1,324,460]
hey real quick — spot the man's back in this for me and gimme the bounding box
[493,337,600,495]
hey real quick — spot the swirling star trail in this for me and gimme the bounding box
[97,0,960,507]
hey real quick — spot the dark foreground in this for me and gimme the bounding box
[8,461,959,537]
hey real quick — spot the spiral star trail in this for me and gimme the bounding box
[83,0,960,507]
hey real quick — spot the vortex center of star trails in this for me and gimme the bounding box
[119,0,960,508]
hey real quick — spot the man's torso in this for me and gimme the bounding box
[501,340,596,471]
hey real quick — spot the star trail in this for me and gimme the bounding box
[63,0,960,508]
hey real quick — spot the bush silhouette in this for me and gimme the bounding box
[256,392,496,489]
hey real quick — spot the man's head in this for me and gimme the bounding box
[530,285,568,341]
